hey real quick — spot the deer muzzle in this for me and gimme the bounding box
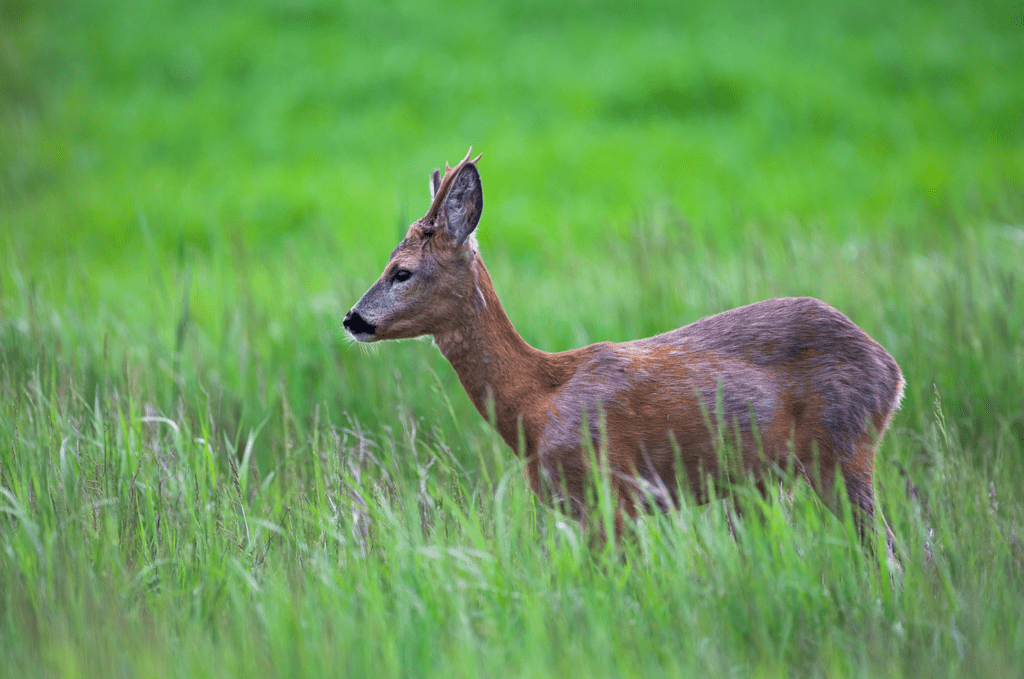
[343,309,378,340]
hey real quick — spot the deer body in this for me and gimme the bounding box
[345,149,903,543]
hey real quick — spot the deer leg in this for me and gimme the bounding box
[803,446,896,566]
[804,445,877,540]
[840,447,901,571]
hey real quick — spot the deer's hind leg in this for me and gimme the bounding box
[839,447,880,539]
[839,441,900,566]
[797,432,898,562]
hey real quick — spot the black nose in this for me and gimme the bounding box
[343,310,377,336]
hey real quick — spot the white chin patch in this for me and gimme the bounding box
[351,332,377,343]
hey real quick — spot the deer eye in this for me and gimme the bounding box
[393,269,413,283]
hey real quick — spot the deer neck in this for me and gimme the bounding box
[433,254,562,453]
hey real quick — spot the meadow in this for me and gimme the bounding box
[2,0,1023,676]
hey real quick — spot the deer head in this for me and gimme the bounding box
[344,149,484,342]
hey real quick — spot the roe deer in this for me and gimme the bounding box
[344,149,904,553]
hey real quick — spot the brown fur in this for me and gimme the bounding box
[344,150,904,550]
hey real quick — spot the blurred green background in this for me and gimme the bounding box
[2,1,1024,675]
[3,0,1021,439]
[5,0,1021,263]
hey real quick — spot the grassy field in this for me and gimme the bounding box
[2,0,1023,676]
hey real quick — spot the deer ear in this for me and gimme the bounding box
[442,163,483,247]
[429,169,441,199]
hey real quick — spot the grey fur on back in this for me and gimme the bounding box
[643,296,904,458]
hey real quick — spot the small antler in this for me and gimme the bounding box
[423,148,479,224]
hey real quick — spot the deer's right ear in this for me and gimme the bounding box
[429,169,441,199]
[442,163,483,248]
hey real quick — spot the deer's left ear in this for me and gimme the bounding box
[442,163,483,247]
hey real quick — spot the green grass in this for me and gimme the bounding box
[2,0,1023,676]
